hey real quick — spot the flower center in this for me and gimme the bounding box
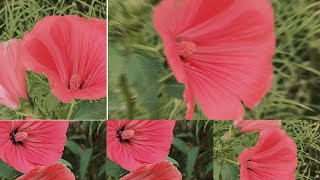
[10,129,28,145]
[247,161,258,169]
[116,127,135,143]
[176,38,196,59]
[69,74,82,90]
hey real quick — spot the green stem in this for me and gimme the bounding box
[130,44,159,53]
[224,159,240,166]
[169,99,180,119]
[159,72,173,83]
[67,100,76,120]
[120,75,135,119]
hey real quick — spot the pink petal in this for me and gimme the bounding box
[234,120,282,133]
[120,161,182,180]
[0,40,28,109]
[153,0,275,120]
[0,121,69,173]
[107,120,175,171]
[238,129,297,180]
[16,163,75,180]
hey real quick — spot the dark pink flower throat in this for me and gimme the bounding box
[10,129,28,145]
[117,127,135,143]
[247,161,258,169]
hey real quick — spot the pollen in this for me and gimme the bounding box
[176,38,196,59]
[121,130,135,140]
[69,74,82,90]
[14,132,28,142]
[247,161,258,169]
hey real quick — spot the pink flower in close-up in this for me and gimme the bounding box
[234,120,281,133]
[107,120,175,171]
[16,163,75,180]
[238,129,297,180]
[120,161,182,180]
[22,15,106,103]
[153,0,275,120]
[0,121,69,173]
[0,39,28,109]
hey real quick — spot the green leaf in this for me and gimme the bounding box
[186,146,199,180]
[72,100,106,120]
[106,157,127,178]
[66,140,82,156]
[59,158,73,169]
[172,137,189,154]
[80,148,93,180]
[165,157,179,166]
[205,161,213,176]
[164,78,184,99]
[0,160,17,179]
[45,92,60,111]
[127,53,161,119]
[98,162,106,177]
[109,46,128,85]
[220,164,239,180]
[213,159,221,180]
[108,90,120,111]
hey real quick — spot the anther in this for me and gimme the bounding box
[247,161,258,169]
[69,74,82,90]
[176,38,196,59]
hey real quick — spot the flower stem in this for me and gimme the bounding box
[67,100,76,120]
[224,158,240,166]
[130,44,159,53]
[159,72,173,83]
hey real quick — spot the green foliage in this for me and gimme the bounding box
[64,121,106,180]
[0,160,19,179]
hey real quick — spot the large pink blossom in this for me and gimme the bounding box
[153,0,275,119]
[0,39,28,109]
[0,121,69,173]
[238,129,297,179]
[107,120,175,171]
[16,163,75,180]
[120,161,182,180]
[234,120,281,133]
[22,15,106,103]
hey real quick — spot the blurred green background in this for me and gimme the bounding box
[108,0,320,120]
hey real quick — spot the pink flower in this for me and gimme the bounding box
[0,120,69,172]
[120,161,182,180]
[22,15,106,103]
[107,120,175,171]
[153,0,275,120]
[0,39,28,109]
[238,129,297,180]
[234,120,281,133]
[16,163,75,180]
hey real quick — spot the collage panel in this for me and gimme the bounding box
[109,0,320,121]
[213,120,320,180]
[106,120,213,180]
[0,0,106,120]
[0,120,106,180]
